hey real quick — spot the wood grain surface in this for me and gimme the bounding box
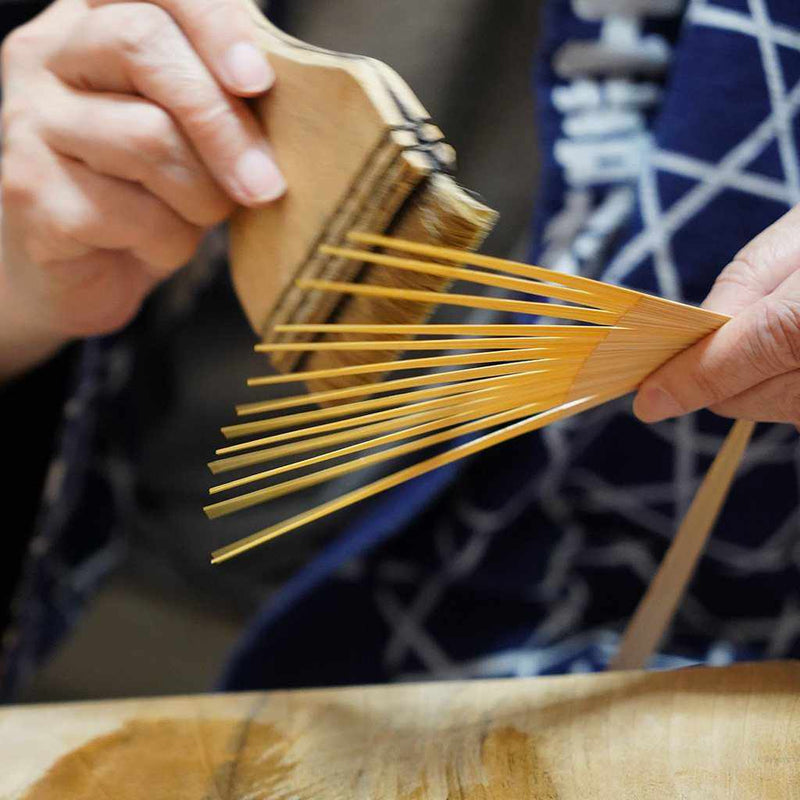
[2,661,798,798]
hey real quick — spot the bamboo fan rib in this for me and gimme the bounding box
[206,235,732,564]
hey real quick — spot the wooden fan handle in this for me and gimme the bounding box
[611,418,756,671]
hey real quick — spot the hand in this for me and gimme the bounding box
[0,0,284,379]
[634,203,800,428]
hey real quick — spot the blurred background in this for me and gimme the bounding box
[21,0,543,702]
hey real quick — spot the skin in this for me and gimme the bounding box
[635,203,800,429]
[0,0,285,381]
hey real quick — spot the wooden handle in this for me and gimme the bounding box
[611,418,756,670]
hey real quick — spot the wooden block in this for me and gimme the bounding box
[3,661,799,798]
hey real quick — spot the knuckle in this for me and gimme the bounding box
[751,299,800,373]
[1,155,37,207]
[684,363,722,408]
[113,4,173,58]
[187,190,234,227]
[130,106,180,164]
[713,254,763,296]
[191,0,242,27]
[177,99,230,139]
[147,225,204,273]
[1,24,41,70]
[46,207,97,246]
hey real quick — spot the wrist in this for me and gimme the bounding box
[0,264,69,383]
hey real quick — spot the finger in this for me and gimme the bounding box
[710,370,800,427]
[40,87,234,226]
[49,3,285,205]
[86,0,274,96]
[35,152,205,275]
[703,203,800,315]
[634,270,800,423]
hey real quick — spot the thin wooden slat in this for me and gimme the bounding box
[255,337,608,353]
[610,419,756,671]
[347,231,642,306]
[221,367,578,440]
[272,323,616,337]
[210,390,537,493]
[296,278,620,326]
[210,389,627,563]
[236,358,577,417]
[206,379,584,519]
[246,344,597,388]
[319,245,620,310]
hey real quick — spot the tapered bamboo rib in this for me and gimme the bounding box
[296,279,619,325]
[221,368,572,440]
[346,232,643,304]
[236,358,583,417]
[210,391,623,563]
[319,245,616,310]
[206,377,593,520]
[211,392,524,474]
[209,231,748,586]
[216,383,540,457]
[255,337,604,353]
[610,419,756,671]
[210,389,548,493]
[272,324,616,337]
[246,345,595,388]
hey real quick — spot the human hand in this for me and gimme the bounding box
[634,204,800,428]
[0,0,284,377]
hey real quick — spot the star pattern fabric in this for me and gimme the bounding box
[223,0,800,690]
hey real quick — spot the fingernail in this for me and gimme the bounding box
[235,148,286,203]
[633,386,684,423]
[223,42,274,93]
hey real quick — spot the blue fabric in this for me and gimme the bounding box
[223,0,800,690]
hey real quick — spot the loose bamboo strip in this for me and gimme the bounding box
[210,389,542,493]
[236,357,590,417]
[210,389,627,563]
[610,419,756,671]
[211,388,533,474]
[216,380,552,458]
[205,377,587,520]
[272,323,616,337]
[347,232,642,307]
[297,279,619,326]
[246,344,598,388]
[255,337,608,353]
[319,245,620,311]
[221,367,578,440]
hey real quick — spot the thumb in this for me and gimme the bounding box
[633,272,800,423]
[633,204,800,424]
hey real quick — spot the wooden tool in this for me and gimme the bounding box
[231,1,496,391]
[4,662,799,799]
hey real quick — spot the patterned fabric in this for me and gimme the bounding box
[222,0,800,690]
[0,0,288,702]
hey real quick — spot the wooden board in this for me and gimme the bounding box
[2,661,799,798]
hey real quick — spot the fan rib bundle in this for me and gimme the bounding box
[205,233,743,566]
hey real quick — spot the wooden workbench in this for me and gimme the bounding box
[1,661,798,798]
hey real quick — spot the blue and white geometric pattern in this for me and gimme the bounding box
[222,0,800,690]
